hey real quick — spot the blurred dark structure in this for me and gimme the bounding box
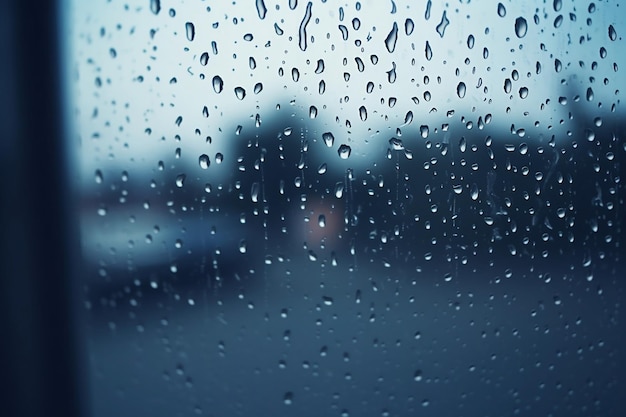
[0,1,86,417]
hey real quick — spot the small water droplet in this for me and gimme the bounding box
[200,52,209,66]
[467,34,475,49]
[389,137,404,150]
[175,174,186,188]
[405,18,415,36]
[519,87,529,99]
[283,392,294,405]
[425,41,433,60]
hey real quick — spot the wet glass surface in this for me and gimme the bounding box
[67,1,625,416]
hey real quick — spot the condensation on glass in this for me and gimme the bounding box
[68,1,624,416]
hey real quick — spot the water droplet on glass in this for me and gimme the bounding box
[405,18,415,36]
[175,174,186,188]
[150,0,161,15]
[514,17,528,38]
[243,33,253,41]
[389,137,404,150]
[298,2,313,52]
[609,24,617,41]
[318,214,326,227]
[200,52,209,66]
[256,0,267,19]
[315,59,325,74]
[239,240,247,253]
[335,182,344,198]
[234,86,246,100]
[309,105,317,118]
[283,392,293,405]
[457,82,466,98]
[384,22,398,53]
[470,184,479,200]
[497,3,506,17]
[359,106,367,121]
[212,76,224,93]
[519,87,528,99]
[425,41,433,61]
[436,11,449,38]
[467,34,475,49]
[215,153,224,164]
[322,132,335,147]
[185,22,195,42]
[338,144,352,159]
[199,154,210,169]
[420,125,429,138]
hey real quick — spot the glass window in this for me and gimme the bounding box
[68,1,624,416]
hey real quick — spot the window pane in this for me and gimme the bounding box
[69,1,625,416]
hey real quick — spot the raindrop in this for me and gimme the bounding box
[404,111,413,125]
[355,57,365,72]
[335,182,344,198]
[318,215,326,228]
[420,125,429,138]
[212,76,224,93]
[497,3,506,17]
[315,59,325,74]
[457,82,466,98]
[470,184,479,200]
[175,174,186,188]
[359,106,367,121]
[384,22,398,53]
[554,0,562,12]
[514,17,528,38]
[467,34,475,49]
[586,87,594,101]
[283,392,293,405]
[609,25,617,41]
[254,83,263,94]
[234,86,246,100]
[150,0,161,15]
[94,169,103,184]
[309,105,318,119]
[199,154,210,169]
[251,183,260,203]
[338,144,352,159]
[425,41,433,60]
[436,11,449,38]
[554,14,563,28]
[239,240,247,253]
[200,52,209,66]
[405,18,415,36]
[291,67,300,82]
[519,87,528,99]
[243,33,253,41]
[298,2,313,52]
[389,137,404,150]
[338,25,349,41]
[215,153,224,164]
[322,132,335,147]
[289,0,298,10]
[256,0,267,20]
[504,78,512,93]
[185,22,195,42]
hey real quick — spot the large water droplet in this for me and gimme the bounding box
[254,83,263,94]
[609,24,617,41]
[405,18,415,36]
[338,144,352,159]
[185,22,195,42]
[425,41,432,60]
[514,17,528,38]
[256,0,267,19]
[497,3,506,17]
[199,154,210,169]
[200,52,209,66]
[175,174,186,188]
[212,76,224,93]
[457,82,466,98]
[234,86,246,100]
[519,87,529,99]
[436,11,450,38]
[359,105,367,121]
[322,132,335,147]
[150,0,161,15]
[298,2,313,51]
[384,22,398,53]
